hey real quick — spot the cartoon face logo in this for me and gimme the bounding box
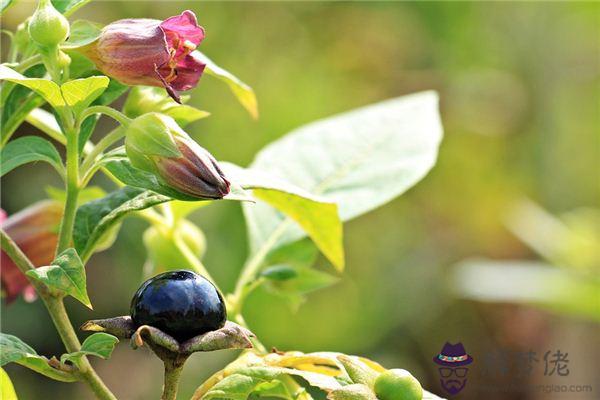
[433,342,473,395]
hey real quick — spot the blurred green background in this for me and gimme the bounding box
[1,1,599,399]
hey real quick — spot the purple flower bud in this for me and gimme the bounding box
[153,135,230,199]
[125,113,230,199]
[80,10,206,103]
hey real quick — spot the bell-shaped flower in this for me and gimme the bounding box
[125,113,230,199]
[80,10,205,102]
[1,202,62,303]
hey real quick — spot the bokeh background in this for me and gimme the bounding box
[1,1,599,399]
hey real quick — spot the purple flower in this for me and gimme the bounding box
[81,10,206,102]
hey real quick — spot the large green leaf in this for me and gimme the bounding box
[60,333,118,369]
[194,51,258,119]
[0,334,77,383]
[60,76,109,116]
[26,248,91,308]
[73,187,170,260]
[105,159,252,202]
[222,163,343,270]
[0,136,64,177]
[0,66,65,109]
[244,91,442,260]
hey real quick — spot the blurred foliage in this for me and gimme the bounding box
[1,1,598,400]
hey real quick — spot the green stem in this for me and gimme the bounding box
[162,362,185,400]
[230,220,292,316]
[79,106,131,127]
[0,230,116,400]
[80,127,125,174]
[55,124,80,256]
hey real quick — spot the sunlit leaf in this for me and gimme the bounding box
[0,136,63,177]
[26,248,91,308]
[195,51,258,119]
[60,333,118,369]
[0,334,77,382]
[0,65,65,109]
[244,92,442,269]
[0,368,18,400]
[222,163,343,270]
[60,76,109,116]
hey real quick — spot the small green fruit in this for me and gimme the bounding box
[28,0,69,47]
[374,369,423,400]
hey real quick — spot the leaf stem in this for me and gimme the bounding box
[0,230,116,400]
[162,363,185,400]
[79,106,131,127]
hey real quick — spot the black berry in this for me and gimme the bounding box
[130,270,226,341]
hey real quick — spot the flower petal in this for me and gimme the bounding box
[160,10,205,47]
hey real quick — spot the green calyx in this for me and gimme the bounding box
[124,113,184,172]
[28,0,70,48]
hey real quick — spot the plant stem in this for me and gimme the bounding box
[0,230,117,400]
[79,106,131,127]
[55,124,80,256]
[162,363,185,400]
[80,127,125,174]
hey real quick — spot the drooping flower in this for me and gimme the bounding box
[125,112,230,199]
[0,201,62,303]
[80,10,206,103]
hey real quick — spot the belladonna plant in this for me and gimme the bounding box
[0,1,445,399]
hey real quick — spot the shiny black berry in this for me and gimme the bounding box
[130,270,226,342]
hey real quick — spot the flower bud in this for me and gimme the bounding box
[14,19,32,54]
[1,201,63,303]
[79,10,205,103]
[143,220,206,273]
[28,0,70,48]
[125,113,230,199]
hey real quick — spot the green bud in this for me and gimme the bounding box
[373,369,423,400]
[143,220,206,273]
[28,0,70,48]
[338,355,379,388]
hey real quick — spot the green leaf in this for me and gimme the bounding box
[26,248,92,308]
[51,0,91,16]
[194,51,258,119]
[222,163,343,270]
[329,384,377,400]
[123,86,209,127]
[0,333,77,382]
[260,265,298,281]
[63,19,101,48]
[46,185,106,204]
[60,76,109,117]
[105,159,253,202]
[0,65,65,109]
[0,136,64,177]
[244,91,442,265]
[73,187,170,259]
[0,368,18,400]
[263,265,339,311]
[60,333,118,369]
[25,108,64,142]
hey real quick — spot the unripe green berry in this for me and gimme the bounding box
[28,0,70,47]
[373,369,423,400]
